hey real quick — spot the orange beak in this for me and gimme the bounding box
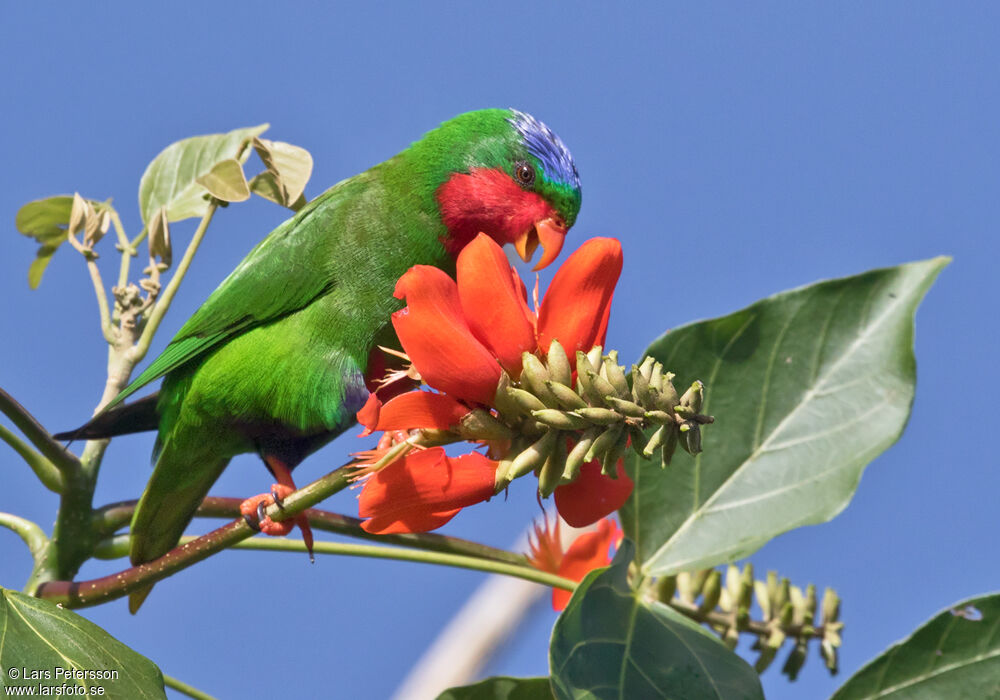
[513,217,568,270]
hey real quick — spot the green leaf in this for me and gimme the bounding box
[830,593,1000,700]
[0,587,166,699]
[194,158,250,203]
[620,257,949,576]
[14,195,112,288]
[437,676,553,699]
[138,124,267,225]
[549,542,763,700]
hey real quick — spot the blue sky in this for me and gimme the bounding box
[2,3,998,698]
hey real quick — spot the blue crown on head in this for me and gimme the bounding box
[508,109,581,191]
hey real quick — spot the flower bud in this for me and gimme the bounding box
[739,564,755,617]
[575,352,605,405]
[538,431,567,497]
[655,377,679,412]
[521,352,559,408]
[563,427,599,482]
[660,425,678,467]
[601,431,628,478]
[648,362,664,393]
[494,456,515,490]
[631,364,652,405]
[575,407,623,425]
[532,409,589,431]
[643,410,674,425]
[627,425,649,457]
[643,425,668,457]
[699,569,722,614]
[820,639,838,673]
[546,380,588,410]
[546,339,573,387]
[605,396,646,418]
[494,372,523,420]
[781,641,808,681]
[585,423,622,464]
[509,430,558,480]
[680,380,704,414]
[679,422,702,454]
[821,588,840,624]
[655,575,677,603]
[602,353,630,398]
[507,387,547,415]
[585,345,603,369]
[587,371,619,403]
[754,580,771,621]
[790,586,806,626]
[638,355,656,381]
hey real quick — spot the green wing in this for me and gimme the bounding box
[110,181,353,408]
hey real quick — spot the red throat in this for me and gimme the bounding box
[436,168,556,256]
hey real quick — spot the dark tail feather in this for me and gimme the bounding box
[53,393,160,441]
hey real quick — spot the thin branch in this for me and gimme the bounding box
[132,202,218,362]
[110,212,138,288]
[36,462,354,608]
[91,497,527,565]
[99,534,574,593]
[85,258,115,343]
[0,512,49,563]
[0,387,80,475]
[162,673,217,700]
[234,538,575,591]
[0,423,64,493]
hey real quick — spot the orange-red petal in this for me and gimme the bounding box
[359,447,497,534]
[392,265,502,405]
[526,515,563,575]
[552,518,622,611]
[456,234,537,378]
[553,458,633,528]
[356,393,381,436]
[537,238,623,361]
[370,391,470,432]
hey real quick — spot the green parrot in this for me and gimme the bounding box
[56,108,582,611]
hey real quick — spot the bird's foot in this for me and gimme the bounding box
[240,486,294,536]
[239,485,315,562]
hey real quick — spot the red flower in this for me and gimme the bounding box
[358,447,497,534]
[528,515,623,611]
[391,233,622,399]
[356,235,631,535]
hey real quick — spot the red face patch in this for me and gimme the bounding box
[436,168,556,256]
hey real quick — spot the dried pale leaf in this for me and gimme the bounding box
[83,202,105,246]
[148,207,171,267]
[68,192,88,237]
[195,158,250,203]
[252,137,313,207]
[15,195,114,288]
[249,171,285,206]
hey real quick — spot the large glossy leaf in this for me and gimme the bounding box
[0,587,165,699]
[138,124,267,225]
[549,542,763,700]
[830,593,1000,699]
[437,676,553,699]
[620,257,948,576]
[14,195,113,288]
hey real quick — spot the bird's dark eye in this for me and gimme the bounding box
[514,161,535,187]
